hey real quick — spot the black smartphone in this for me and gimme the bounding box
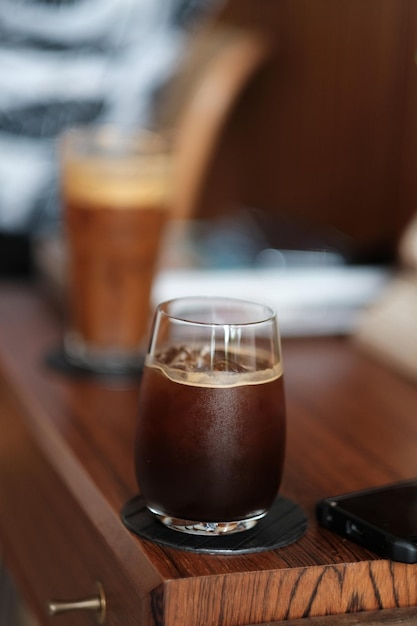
[316,478,417,563]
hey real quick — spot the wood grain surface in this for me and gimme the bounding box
[1,283,417,625]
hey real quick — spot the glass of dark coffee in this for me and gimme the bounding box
[134,296,286,535]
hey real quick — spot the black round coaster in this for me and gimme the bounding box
[121,495,308,555]
[45,347,143,382]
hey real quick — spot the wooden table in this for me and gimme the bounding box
[1,283,417,626]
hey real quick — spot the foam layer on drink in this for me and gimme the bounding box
[146,346,283,388]
[63,155,171,210]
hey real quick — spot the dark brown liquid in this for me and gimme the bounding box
[65,200,167,349]
[135,363,286,522]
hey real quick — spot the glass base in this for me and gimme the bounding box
[148,507,267,536]
[64,333,143,374]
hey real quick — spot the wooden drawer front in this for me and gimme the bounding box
[0,381,150,626]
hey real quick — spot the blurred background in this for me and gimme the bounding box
[2,0,417,321]
[1,0,417,343]
[0,0,221,272]
[2,0,417,339]
[2,0,417,272]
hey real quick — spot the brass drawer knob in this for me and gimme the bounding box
[48,581,106,624]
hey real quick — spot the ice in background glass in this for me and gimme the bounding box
[61,126,172,373]
[135,296,286,535]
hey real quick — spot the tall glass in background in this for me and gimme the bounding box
[60,126,172,373]
[135,296,286,535]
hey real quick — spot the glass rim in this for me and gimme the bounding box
[156,296,277,327]
[59,124,172,159]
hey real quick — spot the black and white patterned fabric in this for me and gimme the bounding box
[0,0,217,234]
